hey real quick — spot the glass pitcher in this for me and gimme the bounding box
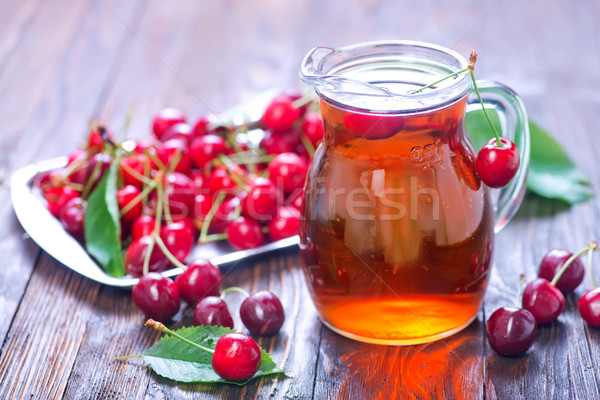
[298,41,529,345]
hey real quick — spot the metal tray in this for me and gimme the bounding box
[10,91,301,288]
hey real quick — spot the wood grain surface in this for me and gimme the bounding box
[1,0,599,399]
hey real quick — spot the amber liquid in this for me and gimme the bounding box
[299,97,494,344]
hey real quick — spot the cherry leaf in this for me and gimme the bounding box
[141,325,283,385]
[84,160,125,277]
[466,110,593,204]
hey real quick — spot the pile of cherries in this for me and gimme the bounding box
[36,91,322,278]
[137,259,284,381]
[486,242,600,356]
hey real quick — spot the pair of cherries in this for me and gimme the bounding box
[487,243,600,356]
[194,288,285,336]
[132,259,285,335]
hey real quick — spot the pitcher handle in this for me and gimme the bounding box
[467,80,530,233]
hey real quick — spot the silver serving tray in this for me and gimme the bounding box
[10,91,300,288]
[10,158,299,288]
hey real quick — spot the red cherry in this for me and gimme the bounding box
[211,197,241,233]
[475,138,520,188]
[172,216,198,238]
[522,278,565,325]
[268,207,300,241]
[192,115,212,138]
[286,190,303,211]
[132,273,180,321]
[486,306,537,356]
[268,153,308,194]
[125,236,169,278]
[59,197,87,240]
[190,134,227,168]
[131,215,156,240]
[209,166,237,194]
[259,130,300,155]
[226,217,266,251]
[301,112,324,146]
[189,169,210,194]
[241,177,281,220]
[538,249,585,293]
[133,138,158,155]
[343,113,403,140]
[159,221,194,263]
[120,155,146,190]
[44,186,80,218]
[261,94,301,131]
[579,288,600,327]
[212,333,262,382]
[116,185,143,226]
[87,128,103,155]
[86,153,112,191]
[64,150,89,186]
[152,108,186,140]
[155,139,192,175]
[194,193,213,221]
[193,296,234,328]
[164,172,196,219]
[161,122,193,145]
[175,259,223,305]
[240,290,285,335]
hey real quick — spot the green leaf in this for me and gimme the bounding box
[84,161,125,277]
[142,325,284,385]
[526,120,593,204]
[465,109,594,204]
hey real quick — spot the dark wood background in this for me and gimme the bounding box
[1,0,599,398]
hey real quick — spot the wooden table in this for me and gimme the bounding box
[1,1,599,398]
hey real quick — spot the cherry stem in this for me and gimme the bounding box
[229,154,275,165]
[517,274,526,308]
[167,149,182,175]
[228,136,257,174]
[217,154,251,192]
[154,184,164,233]
[199,191,227,244]
[142,236,155,276]
[145,319,215,354]
[201,233,229,243]
[147,150,168,173]
[61,155,87,180]
[409,67,469,94]
[220,286,250,299]
[588,243,597,288]
[551,242,598,286]
[162,183,173,225]
[81,157,103,199]
[300,133,316,157]
[119,180,158,217]
[410,50,502,147]
[469,69,502,147]
[119,104,136,142]
[153,234,187,270]
[121,162,154,186]
[114,354,142,361]
[292,91,316,109]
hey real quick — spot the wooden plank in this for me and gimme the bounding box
[312,313,484,399]
[0,0,139,355]
[142,252,321,400]
[0,255,100,399]
[483,1,600,398]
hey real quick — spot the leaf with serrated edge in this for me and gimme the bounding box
[465,110,593,204]
[142,325,283,385]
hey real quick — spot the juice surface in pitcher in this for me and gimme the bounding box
[299,97,494,345]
